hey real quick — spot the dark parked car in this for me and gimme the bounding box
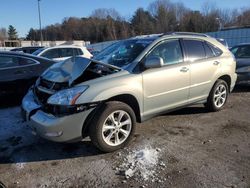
[0,51,56,97]
[10,46,44,54]
[230,44,250,84]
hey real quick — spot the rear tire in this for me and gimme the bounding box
[205,79,229,112]
[89,101,136,152]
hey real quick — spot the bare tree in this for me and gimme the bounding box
[148,0,177,32]
[237,8,250,26]
[91,8,121,20]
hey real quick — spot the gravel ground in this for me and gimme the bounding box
[0,85,250,188]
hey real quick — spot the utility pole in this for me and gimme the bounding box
[38,0,43,46]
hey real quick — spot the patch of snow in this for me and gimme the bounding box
[118,147,162,181]
[14,162,26,170]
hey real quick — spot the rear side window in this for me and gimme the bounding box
[183,39,206,61]
[41,49,59,59]
[73,48,84,56]
[204,42,215,58]
[18,57,37,66]
[207,43,223,57]
[0,56,19,68]
[59,48,74,57]
[77,48,83,55]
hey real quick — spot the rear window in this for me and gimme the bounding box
[183,39,206,61]
[234,45,250,58]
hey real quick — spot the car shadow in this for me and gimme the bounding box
[166,106,207,116]
[0,137,102,164]
[0,94,23,109]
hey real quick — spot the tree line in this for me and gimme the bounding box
[1,0,250,43]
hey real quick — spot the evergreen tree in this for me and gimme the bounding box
[8,25,18,40]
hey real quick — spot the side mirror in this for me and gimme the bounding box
[144,56,164,69]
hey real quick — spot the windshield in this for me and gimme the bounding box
[93,39,154,68]
[32,47,45,55]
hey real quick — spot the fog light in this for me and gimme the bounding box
[45,131,63,137]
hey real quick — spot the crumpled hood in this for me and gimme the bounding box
[41,56,121,85]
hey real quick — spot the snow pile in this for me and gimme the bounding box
[14,162,26,170]
[118,147,163,181]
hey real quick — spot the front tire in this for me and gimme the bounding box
[89,101,136,152]
[205,79,229,112]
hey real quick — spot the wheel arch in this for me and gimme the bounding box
[217,75,231,92]
[82,94,141,138]
[107,94,141,123]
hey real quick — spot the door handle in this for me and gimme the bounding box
[213,61,220,65]
[180,67,189,72]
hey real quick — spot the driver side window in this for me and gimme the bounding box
[148,40,183,65]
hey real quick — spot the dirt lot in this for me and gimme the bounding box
[0,86,250,188]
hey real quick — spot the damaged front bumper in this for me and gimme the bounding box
[21,90,96,142]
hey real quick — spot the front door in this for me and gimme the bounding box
[142,39,190,117]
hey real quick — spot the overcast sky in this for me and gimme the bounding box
[1,0,249,37]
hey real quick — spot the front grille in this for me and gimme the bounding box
[40,79,54,89]
[39,78,69,91]
[34,87,52,105]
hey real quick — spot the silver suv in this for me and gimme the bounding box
[22,32,237,152]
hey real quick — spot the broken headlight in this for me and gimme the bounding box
[47,86,88,105]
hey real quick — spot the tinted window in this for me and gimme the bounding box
[230,47,238,55]
[77,48,83,55]
[148,40,183,65]
[235,45,250,58]
[204,42,215,58]
[208,43,223,56]
[73,48,83,56]
[18,57,36,66]
[0,56,19,68]
[32,48,45,55]
[41,49,59,59]
[59,48,74,57]
[184,39,206,61]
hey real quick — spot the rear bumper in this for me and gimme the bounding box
[236,72,250,85]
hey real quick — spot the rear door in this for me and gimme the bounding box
[142,39,190,116]
[182,39,222,102]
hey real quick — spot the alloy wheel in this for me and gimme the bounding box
[213,84,227,108]
[102,110,132,146]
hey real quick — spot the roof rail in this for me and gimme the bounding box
[130,33,164,39]
[164,32,210,38]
